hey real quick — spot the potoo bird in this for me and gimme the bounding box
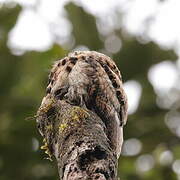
[45,51,128,158]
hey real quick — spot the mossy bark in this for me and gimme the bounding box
[36,94,118,180]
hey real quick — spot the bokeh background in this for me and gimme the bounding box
[0,0,180,179]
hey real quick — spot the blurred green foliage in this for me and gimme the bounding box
[0,2,179,180]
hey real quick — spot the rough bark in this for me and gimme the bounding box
[36,94,119,180]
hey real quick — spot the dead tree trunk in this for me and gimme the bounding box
[36,95,118,180]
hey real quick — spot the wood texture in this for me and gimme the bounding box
[36,95,118,180]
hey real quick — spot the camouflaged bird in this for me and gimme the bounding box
[46,51,128,158]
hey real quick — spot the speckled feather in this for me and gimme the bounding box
[46,51,128,157]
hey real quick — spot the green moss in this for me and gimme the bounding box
[71,107,89,121]
[59,123,68,132]
[38,96,56,114]
[58,107,89,135]
[46,124,53,130]
[40,138,53,161]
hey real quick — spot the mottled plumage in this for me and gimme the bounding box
[46,51,128,157]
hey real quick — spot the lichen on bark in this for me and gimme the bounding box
[36,94,118,180]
